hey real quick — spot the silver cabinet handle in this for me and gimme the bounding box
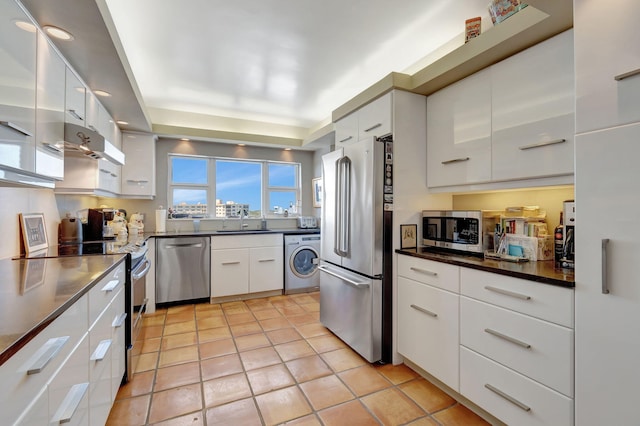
[338,135,353,143]
[27,336,70,375]
[42,142,64,153]
[441,157,470,165]
[110,173,118,178]
[318,265,370,289]
[484,328,531,349]
[602,238,610,294]
[52,382,89,424]
[409,267,438,277]
[410,304,437,317]
[99,168,110,174]
[101,279,120,292]
[363,123,382,132]
[614,68,640,81]
[67,109,84,121]
[518,138,566,151]
[0,121,33,137]
[484,285,531,301]
[258,258,275,262]
[90,339,112,361]
[221,261,241,265]
[484,383,531,412]
[112,312,127,328]
[126,179,149,184]
[88,125,98,132]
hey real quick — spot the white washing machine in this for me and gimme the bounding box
[284,233,321,294]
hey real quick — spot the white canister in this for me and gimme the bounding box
[156,207,167,232]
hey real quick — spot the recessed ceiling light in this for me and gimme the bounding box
[14,20,36,33]
[237,143,246,147]
[116,120,128,125]
[43,25,74,41]
[93,90,111,97]
[180,138,190,141]
[284,148,292,151]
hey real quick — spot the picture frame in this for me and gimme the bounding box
[312,177,323,208]
[19,213,49,254]
[400,224,417,249]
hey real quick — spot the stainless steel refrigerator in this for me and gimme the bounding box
[320,135,393,363]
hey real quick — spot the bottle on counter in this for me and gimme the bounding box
[554,211,564,266]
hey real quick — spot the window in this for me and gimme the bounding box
[168,154,300,218]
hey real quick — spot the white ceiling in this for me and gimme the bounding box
[104,0,491,133]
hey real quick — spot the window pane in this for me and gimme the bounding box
[216,160,262,216]
[268,163,296,187]
[269,191,298,214]
[171,157,207,184]
[172,189,208,215]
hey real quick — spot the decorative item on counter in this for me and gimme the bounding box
[488,0,526,25]
[19,212,48,255]
[400,224,417,249]
[465,16,482,42]
[156,206,167,232]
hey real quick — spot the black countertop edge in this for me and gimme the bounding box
[145,228,320,238]
[396,248,574,288]
[0,255,127,366]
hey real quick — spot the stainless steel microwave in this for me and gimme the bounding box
[422,210,498,253]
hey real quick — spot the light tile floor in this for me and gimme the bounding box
[107,292,489,426]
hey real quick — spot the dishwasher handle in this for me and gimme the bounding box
[164,243,204,249]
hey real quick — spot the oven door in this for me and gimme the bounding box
[127,256,150,381]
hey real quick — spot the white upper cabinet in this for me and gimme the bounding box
[65,67,85,125]
[427,68,492,187]
[0,0,36,173]
[491,30,574,181]
[357,92,392,140]
[575,0,640,133]
[121,131,156,198]
[35,31,65,180]
[85,91,100,132]
[335,92,393,146]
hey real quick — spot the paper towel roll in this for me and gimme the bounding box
[156,209,167,232]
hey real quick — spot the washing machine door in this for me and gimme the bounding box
[291,246,319,278]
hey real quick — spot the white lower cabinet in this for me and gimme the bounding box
[211,234,283,298]
[397,276,459,391]
[460,347,573,426]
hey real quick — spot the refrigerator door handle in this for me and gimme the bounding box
[318,265,370,288]
[334,156,351,257]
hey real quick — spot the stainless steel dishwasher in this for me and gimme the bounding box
[156,236,210,304]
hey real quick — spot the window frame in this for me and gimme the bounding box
[167,153,301,218]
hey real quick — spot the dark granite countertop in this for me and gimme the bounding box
[397,247,574,288]
[145,228,320,239]
[0,254,127,366]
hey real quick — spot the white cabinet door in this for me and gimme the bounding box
[358,92,392,140]
[65,68,85,125]
[491,30,575,181]
[0,0,36,173]
[397,277,459,391]
[211,248,249,297]
[97,158,121,195]
[575,0,640,133]
[35,31,65,180]
[85,91,100,133]
[427,68,492,187]
[575,123,640,425]
[334,112,358,146]
[249,246,283,293]
[121,132,156,197]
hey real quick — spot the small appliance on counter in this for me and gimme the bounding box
[86,208,117,241]
[59,213,83,243]
[560,200,575,269]
[297,216,318,229]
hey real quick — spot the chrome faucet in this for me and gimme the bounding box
[240,209,249,229]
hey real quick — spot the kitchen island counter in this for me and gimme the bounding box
[397,247,574,288]
[0,254,127,366]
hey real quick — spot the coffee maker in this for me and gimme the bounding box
[561,200,575,269]
[86,208,116,241]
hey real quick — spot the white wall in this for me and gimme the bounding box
[0,188,60,259]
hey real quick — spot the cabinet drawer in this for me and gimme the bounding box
[397,255,459,293]
[48,334,90,426]
[111,288,127,399]
[89,303,116,426]
[460,297,573,397]
[460,268,573,327]
[0,294,88,424]
[397,277,459,391]
[460,347,573,426]
[211,233,282,249]
[89,261,126,326]
[211,248,249,297]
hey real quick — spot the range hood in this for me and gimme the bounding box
[64,123,125,165]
